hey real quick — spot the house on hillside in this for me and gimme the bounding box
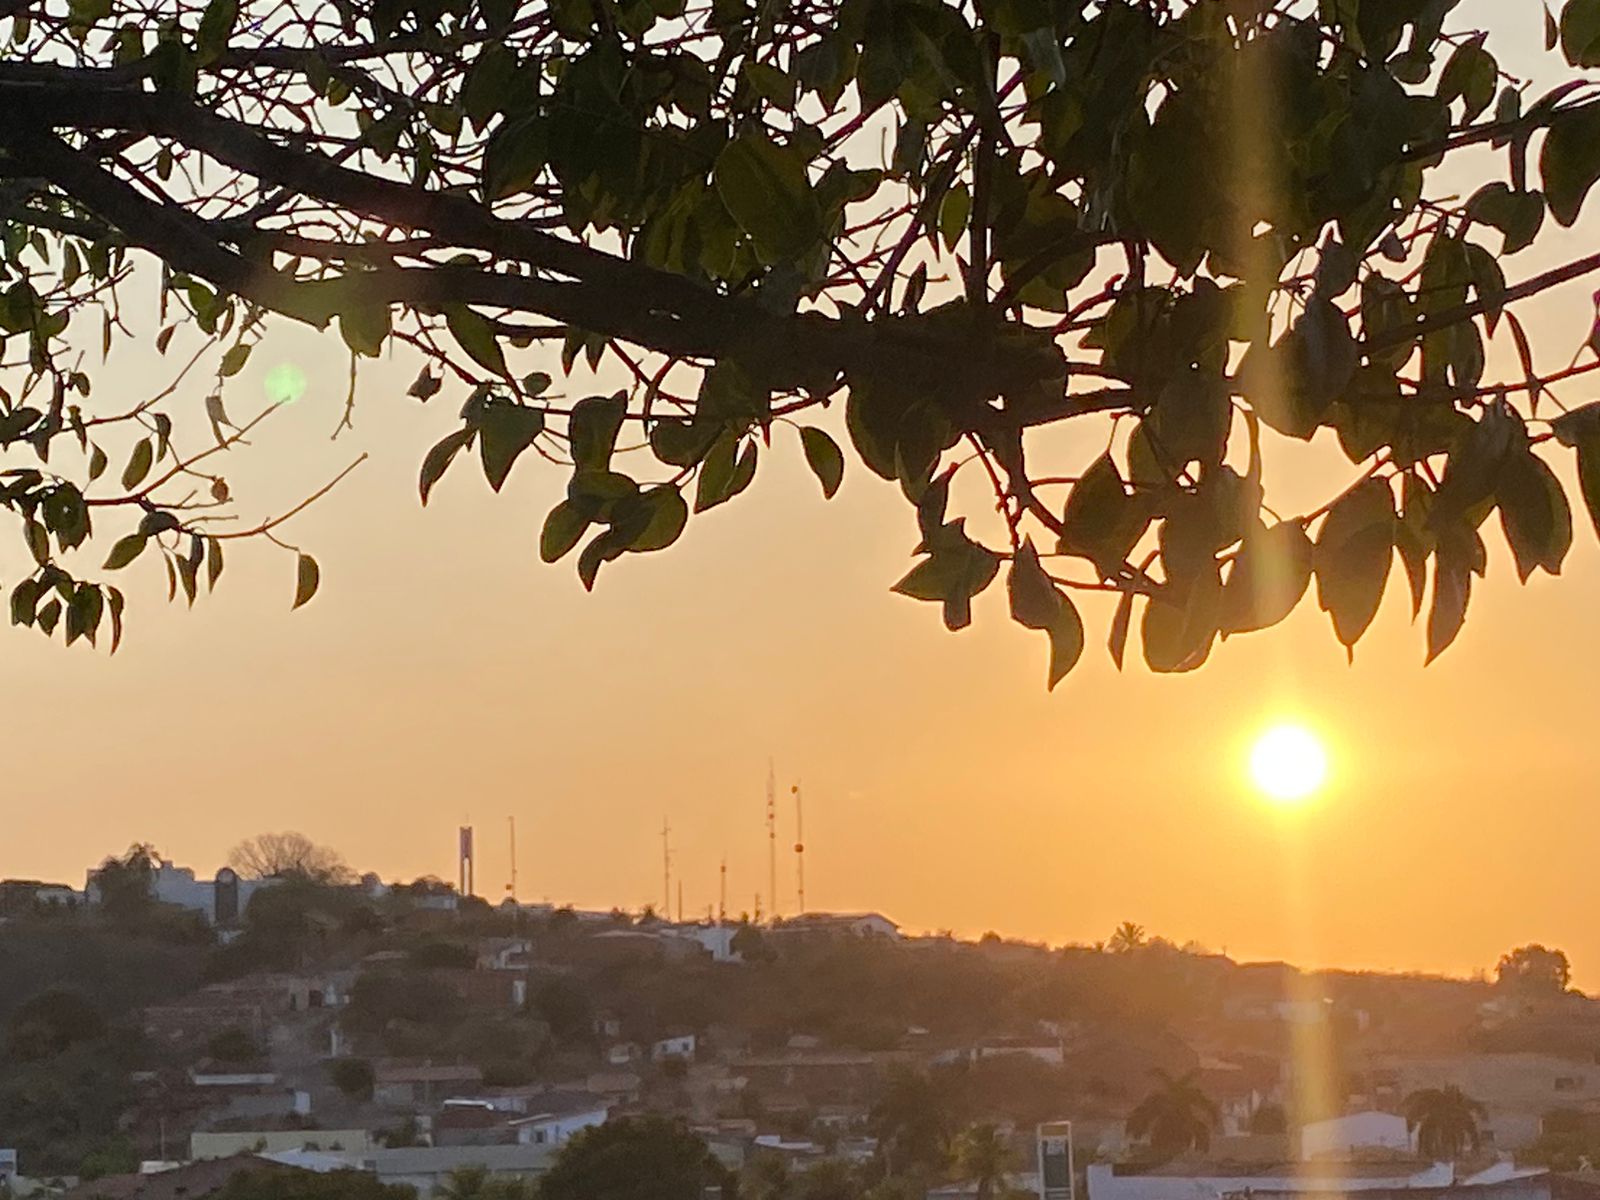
[509,1094,609,1146]
[0,879,80,912]
[775,912,901,940]
[662,924,743,963]
[373,1062,484,1108]
[653,1033,698,1063]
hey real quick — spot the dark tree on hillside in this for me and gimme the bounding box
[539,1117,737,1200]
[1126,1069,1218,1161]
[91,844,158,917]
[1496,944,1572,995]
[1404,1084,1487,1162]
[229,832,353,884]
[2,2,1600,682]
[4,988,104,1060]
[871,1067,959,1177]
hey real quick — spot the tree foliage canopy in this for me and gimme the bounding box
[228,831,353,883]
[5,0,1600,681]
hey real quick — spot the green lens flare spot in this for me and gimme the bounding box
[264,363,308,405]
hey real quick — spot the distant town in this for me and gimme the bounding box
[3,834,1600,1200]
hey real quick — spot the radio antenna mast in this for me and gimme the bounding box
[793,782,806,914]
[507,815,518,901]
[661,817,671,916]
[766,760,777,923]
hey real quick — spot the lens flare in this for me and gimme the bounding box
[1250,724,1328,803]
[264,363,308,405]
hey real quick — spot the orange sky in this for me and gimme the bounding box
[4,4,1598,987]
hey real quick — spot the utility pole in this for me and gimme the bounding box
[719,857,727,926]
[677,879,683,923]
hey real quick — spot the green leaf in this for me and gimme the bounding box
[1466,183,1545,255]
[339,300,391,358]
[1007,541,1083,689]
[938,183,971,251]
[522,371,553,396]
[219,341,252,377]
[1058,455,1149,576]
[695,431,742,513]
[1562,0,1600,66]
[10,579,38,627]
[1314,478,1396,653]
[1541,102,1600,226]
[569,394,627,470]
[540,500,591,563]
[628,486,689,552]
[1220,521,1314,636]
[65,584,102,647]
[407,369,442,401]
[893,523,1001,631]
[799,427,844,499]
[103,533,148,570]
[1007,539,1059,630]
[107,586,125,653]
[36,598,61,636]
[195,0,237,63]
[445,305,508,375]
[1426,526,1478,664]
[1108,590,1133,670]
[419,428,473,505]
[122,438,154,490]
[88,444,108,482]
[713,133,823,263]
[1043,598,1086,690]
[207,536,224,590]
[292,552,320,609]
[1141,569,1223,674]
[1498,450,1573,582]
[478,402,546,492]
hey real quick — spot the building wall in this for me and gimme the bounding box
[191,1131,372,1159]
[1086,1163,1457,1200]
[1300,1112,1412,1159]
[514,1109,607,1147]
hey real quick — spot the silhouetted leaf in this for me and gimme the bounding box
[1314,478,1395,652]
[292,553,320,609]
[478,401,546,491]
[799,427,844,499]
[1221,521,1313,635]
[540,500,590,562]
[103,533,147,570]
[121,438,153,490]
[445,305,508,375]
[419,428,473,505]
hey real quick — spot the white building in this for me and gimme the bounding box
[510,1100,609,1147]
[0,1148,17,1184]
[782,912,900,939]
[653,1034,697,1062]
[1086,1161,1457,1200]
[663,924,743,963]
[85,859,278,926]
[1299,1111,1412,1160]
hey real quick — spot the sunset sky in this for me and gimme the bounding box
[4,3,1597,988]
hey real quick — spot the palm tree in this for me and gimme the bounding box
[1405,1086,1487,1161]
[1108,922,1147,954]
[952,1124,1011,1200]
[1126,1070,1218,1160]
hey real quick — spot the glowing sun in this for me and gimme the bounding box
[1250,724,1328,803]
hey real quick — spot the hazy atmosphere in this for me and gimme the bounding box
[2,0,1592,985]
